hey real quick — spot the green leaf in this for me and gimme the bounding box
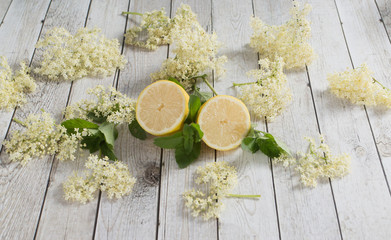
[194,87,213,104]
[98,122,117,148]
[185,95,201,123]
[241,137,259,153]
[86,112,107,124]
[167,77,185,90]
[128,119,147,140]
[190,123,203,141]
[257,133,289,158]
[182,124,194,153]
[100,142,117,160]
[81,131,105,153]
[154,132,183,149]
[61,118,99,134]
[246,125,261,138]
[175,142,201,168]
[241,125,291,158]
[274,136,292,157]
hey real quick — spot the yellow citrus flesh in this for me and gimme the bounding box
[197,95,251,151]
[136,80,189,136]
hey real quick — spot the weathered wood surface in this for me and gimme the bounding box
[157,1,218,239]
[1,0,391,239]
[213,0,280,239]
[95,0,168,239]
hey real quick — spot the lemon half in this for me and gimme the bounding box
[136,80,189,136]
[197,95,251,151]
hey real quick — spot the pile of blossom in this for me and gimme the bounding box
[3,112,82,165]
[64,85,136,125]
[249,1,315,69]
[124,9,171,50]
[274,135,351,187]
[183,161,238,220]
[0,56,36,110]
[235,57,292,121]
[64,155,136,203]
[328,63,391,108]
[125,4,227,91]
[34,27,126,81]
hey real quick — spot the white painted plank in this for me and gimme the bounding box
[35,0,127,239]
[0,0,91,239]
[376,0,391,39]
[322,0,391,238]
[0,0,50,152]
[157,1,218,239]
[252,0,342,239]
[94,0,169,239]
[212,0,280,239]
[0,0,12,24]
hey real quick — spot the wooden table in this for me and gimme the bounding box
[1,0,391,239]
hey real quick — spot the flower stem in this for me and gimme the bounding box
[122,11,143,16]
[373,78,390,91]
[227,194,261,198]
[202,78,218,96]
[232,82,258,87]
[13,118,26,127]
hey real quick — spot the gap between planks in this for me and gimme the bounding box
[332,0,391,196]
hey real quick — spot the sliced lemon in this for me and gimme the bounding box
[136,80,189,136]
[197,95,251,151]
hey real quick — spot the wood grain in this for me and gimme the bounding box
[252,0,342,239]
[0,0,51,152]
[0,0,391,239]
[376,0,391,39]
[329,0,391,238]
[212,0,280,239]
[0,0,90,238]
[94,0,170,239]
[157,1,218,239]
[0,0,12,24]
[34,0,128,239]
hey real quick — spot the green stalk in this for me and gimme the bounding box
[13,118,26,127]
[122,11,143,16]
[373,78,390,91]
[202,78,218,96]
[232,81,258,87]
[227,194,261,198]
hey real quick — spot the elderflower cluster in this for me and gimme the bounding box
[183,161,238,220]
[64,85,136,125]
[149,4,227,91]
[296,135,351,187]
[3,112,82,165]
[0,56,36,110]
[236,57,292,121]
[63,155,136,203]
[125,9,171,50]
[328,63,391,108]
[34,27,126,81]
[250,1,315,69]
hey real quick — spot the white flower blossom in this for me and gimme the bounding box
[34,27,126,81]
[63,155,136,203]
[250,1,315,69]
[149,4,227,91]
[125,9,171,50]
[236,57,292,121]
[64,85,136,125]
[183,161,237,220]
[63,174,98,204]
[3,112,82,165]
[295,135,351,187]
[0,56,36,110]
[328,63,391,108]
